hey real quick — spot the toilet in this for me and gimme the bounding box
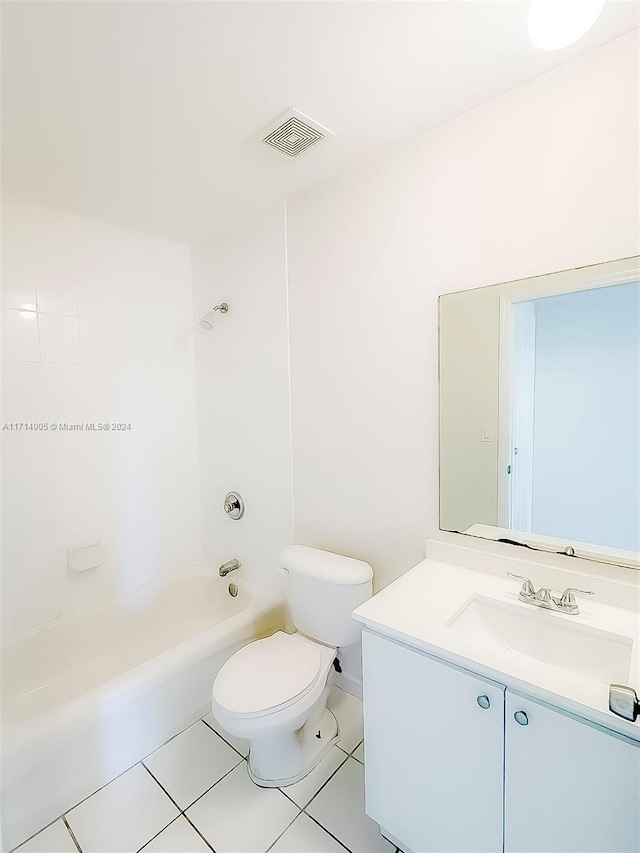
[211,545,373,787]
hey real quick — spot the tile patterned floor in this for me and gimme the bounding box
[12,688,397,853]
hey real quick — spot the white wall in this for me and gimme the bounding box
[532,282,640,551]
[1,196,202,641]
[191,209,292,595]
[287,32,639,592]
[439,286,500,533]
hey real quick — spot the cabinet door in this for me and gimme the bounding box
[362,630,505,853]
[505,692,640,853]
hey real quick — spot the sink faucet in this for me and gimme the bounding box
[507,572,593,615]
[219,558,240,577]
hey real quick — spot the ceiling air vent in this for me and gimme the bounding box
[260,108,334,159]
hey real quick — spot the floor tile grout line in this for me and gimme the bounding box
[303,811,355,853]
[10,716,230,851]
[137,716,221,767]
[9,816,62,853]
[42,752,177,850]
[294,748,351,813]
[9,799,91,853]
[62,816,83,853]
[181,811,217,852]
[306,752,394,853]
[141,734,246,816]
[178,755,247,814]
[9,692,362,852]
[140,762,184,813]
[145,717,208,757]
[337,736,363,759]
[135,765,226,852]
[201,716,248,759]
[136,812,192,853]
[278,786,306,810]
[262,811,304,853]
[56,755,158,836]
[178,759,306,850]
[135,814,183,853]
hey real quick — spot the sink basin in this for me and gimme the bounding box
[448,594,633,684]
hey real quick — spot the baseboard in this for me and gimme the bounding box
[333,670,362,701]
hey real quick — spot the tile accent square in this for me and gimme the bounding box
[186,763,299,853]
[281,746,348,809]
[66,764,179,853]
[144,720,243,809]
[140,816,211,852]
[307,758,395,853]
[270,813,347,853]
[13,819,78,853]
[327,688,364,754]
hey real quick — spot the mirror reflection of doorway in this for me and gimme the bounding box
[504,281,640,552]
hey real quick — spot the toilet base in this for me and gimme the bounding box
[248,708,339,788]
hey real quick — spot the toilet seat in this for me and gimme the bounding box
[213,632,323,718]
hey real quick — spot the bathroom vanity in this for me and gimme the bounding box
[353,557,640,853]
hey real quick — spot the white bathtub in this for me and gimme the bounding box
[1,573,284,850]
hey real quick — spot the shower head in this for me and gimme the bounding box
[199,302,228,330]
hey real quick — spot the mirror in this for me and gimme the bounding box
[439,257,639,568]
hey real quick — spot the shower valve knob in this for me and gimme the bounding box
[223,491,245,520]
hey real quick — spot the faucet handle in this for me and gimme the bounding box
[535,587,552,604]
[507,572,536,597]
[559,587,594,608]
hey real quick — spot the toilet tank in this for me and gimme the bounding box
[280,545,373,647]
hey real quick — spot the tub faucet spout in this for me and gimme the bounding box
[219,558,240,577]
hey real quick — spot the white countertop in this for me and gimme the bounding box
[353,558,640,743]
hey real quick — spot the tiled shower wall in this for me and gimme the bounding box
[1,195,202,641]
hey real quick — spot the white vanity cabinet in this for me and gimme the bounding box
[505,692,640,853]
[362,630,505,853]
[362,629,640,853]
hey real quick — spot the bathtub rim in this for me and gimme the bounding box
[1,575,283,760]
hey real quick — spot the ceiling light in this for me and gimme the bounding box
[527,0,606,51]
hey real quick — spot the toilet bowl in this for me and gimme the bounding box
[211,546,374,788]
[212,631,338,786]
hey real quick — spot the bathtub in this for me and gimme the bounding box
[1,573,284,850]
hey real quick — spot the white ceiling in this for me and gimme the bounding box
[3,1,638,245]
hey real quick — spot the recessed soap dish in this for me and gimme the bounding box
[67,542,103,573]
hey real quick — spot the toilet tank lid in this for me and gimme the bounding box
[280,545,373,585]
